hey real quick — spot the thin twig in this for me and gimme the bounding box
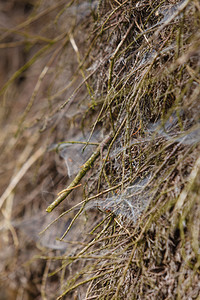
[46,134,112,212]
[0,147,45,210]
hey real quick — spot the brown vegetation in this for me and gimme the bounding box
[0,1,199,299]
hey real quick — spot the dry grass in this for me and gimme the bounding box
[0,0,199,299]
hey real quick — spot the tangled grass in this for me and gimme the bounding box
[0,1,199,299]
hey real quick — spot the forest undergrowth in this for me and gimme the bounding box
[0,0,199,299]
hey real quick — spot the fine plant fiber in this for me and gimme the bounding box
[0,0,199,299]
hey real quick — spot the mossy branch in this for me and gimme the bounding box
[46,134,112,212]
